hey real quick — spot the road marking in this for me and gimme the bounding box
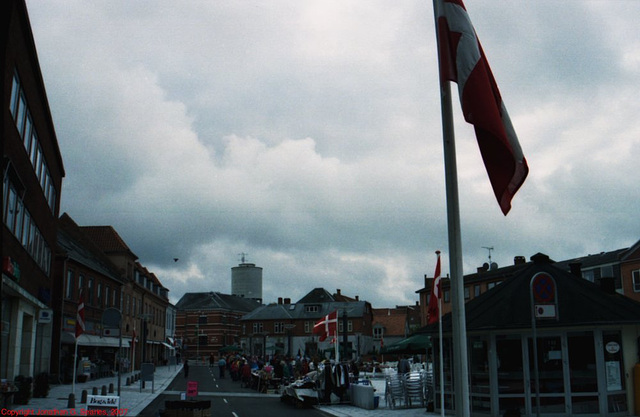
[232,413,239,417]
[163,390,279,398]
[223,398,228,404]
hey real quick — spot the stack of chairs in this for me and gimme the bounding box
[384,373,406,409]
[404,371,426,408]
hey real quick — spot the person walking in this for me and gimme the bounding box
[218,356,226,379]
[184,359,190,378]
[209,353,214,368]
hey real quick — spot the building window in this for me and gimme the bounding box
[87,278,93,304]
[198,315,207,325]
[464,286,470,300]
[305,305,319,313]
[373,327,383,338]
[253,323,263,333]
[347,320,353,332]
[78,275,85,296]
[274,322,284,333]
[65,270,74,299]
[474,285,481,297]
[633,270,640,292]
[97,283,102,307]
[198,335,208,346]
[105,286,110,307]
[443,290,450,303]
[304,321,311,333]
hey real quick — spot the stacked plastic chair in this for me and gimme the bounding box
[404,371,426,408]
[384,373,406,409]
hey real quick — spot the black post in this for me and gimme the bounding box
[142,319,148,363]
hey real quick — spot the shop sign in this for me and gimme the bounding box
[2,256,20,282]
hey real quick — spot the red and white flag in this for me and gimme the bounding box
[436,0,528,215]
[427,251,442,325]
[313,310,338,342]
[75,290,85,338]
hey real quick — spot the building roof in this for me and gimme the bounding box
[175,292,261,313]
[241,300,369,321]
[57,213,124,283]
[80,225,138,259]
[296,288,335,304]
[555,246,630,271]
[419,253,640,334]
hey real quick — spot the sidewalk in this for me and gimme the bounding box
[315,378,439,417]
[6,364,182,416]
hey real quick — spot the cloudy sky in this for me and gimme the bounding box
[26,1,639,308]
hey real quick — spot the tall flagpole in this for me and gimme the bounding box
[438,296,444,417]
[433,1,470,415]
[72,339,79,396]
[335,311,339,363]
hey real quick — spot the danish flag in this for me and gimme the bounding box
[313,310,338,342]
[76,290,85,338]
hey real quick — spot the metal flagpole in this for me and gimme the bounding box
[335,310,339,362]
[438,296,445,417]
[433,1,471,415]
[72,339,79,396]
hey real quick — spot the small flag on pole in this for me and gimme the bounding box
[435,0,528,215]
[75,290,85,338]
[427,251,442,325]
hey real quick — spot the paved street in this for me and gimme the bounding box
[139,363,331,417]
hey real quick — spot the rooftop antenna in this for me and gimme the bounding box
[239,252,249,263]
[482,246,494,267]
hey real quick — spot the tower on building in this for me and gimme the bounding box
[231,254,263,303]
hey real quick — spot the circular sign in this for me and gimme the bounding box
[532,272,556,303]
[605,341,620,354]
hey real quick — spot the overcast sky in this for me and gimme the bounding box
[26,0,639,308]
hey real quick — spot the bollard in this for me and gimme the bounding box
[92,387,98,395]
[101,385,107,395]
[81,389,88,404]
[108,383,114,393]
[126,377,130,386]
[67,393,75,408]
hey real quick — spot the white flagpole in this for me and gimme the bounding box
[433,1,471,415]
[438,296,445,417]
[72,338,79,396]
[335,311,340,363]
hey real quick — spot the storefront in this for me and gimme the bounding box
[423,254,640,416]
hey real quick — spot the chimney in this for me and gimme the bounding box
[598,277,616,295]
[355,295,359,301]
[336,289,341,295]
[514,256,526,265]
[278,297,283,305]
[284,298,291,304]
[569,262,582,278]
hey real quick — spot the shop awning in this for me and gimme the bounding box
[62,332,127,348]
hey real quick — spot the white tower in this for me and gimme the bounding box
[231,253,263,303]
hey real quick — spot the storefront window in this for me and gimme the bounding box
[529,336,565,413]
[496,335,524,394]
[568,331,598,414]
[469,338,490,413]
[603,331,627,413]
